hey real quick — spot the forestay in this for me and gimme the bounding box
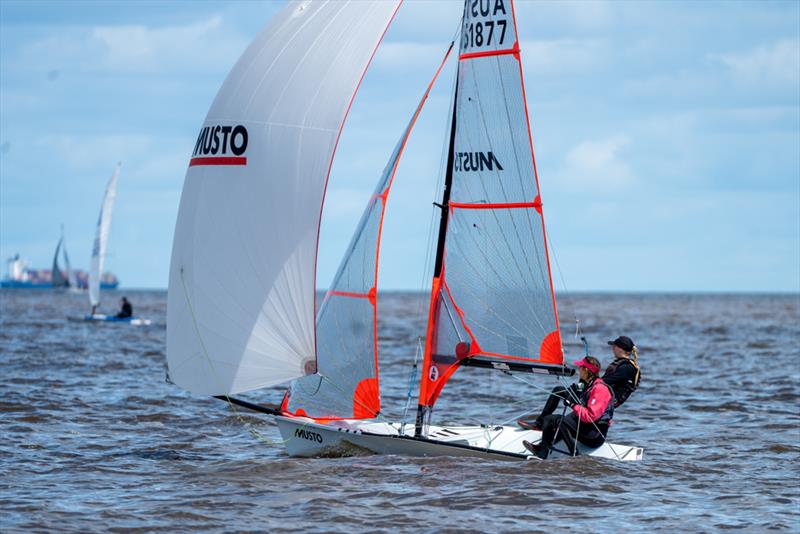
[284,44,454,419]
[89,163,120,308]
[166,1,401,397]
[419,0,562,409]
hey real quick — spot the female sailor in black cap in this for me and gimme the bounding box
[603,336,641,408]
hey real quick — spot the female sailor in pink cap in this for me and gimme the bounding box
[518,335,641,431]
[523,356,615,459]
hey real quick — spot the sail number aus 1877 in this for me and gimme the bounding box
[463,19,507,49]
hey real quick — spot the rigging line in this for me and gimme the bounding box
[545,230,582,338]
[400,337,424,434]
[178,269,294,447]
[440,289,465,342]
[417,48,458,324]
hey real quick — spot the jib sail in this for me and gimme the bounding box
[418,0,563,415]
[166,1,401,396]
[283,44,454,420]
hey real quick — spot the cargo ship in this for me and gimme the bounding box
[1,253,119,289]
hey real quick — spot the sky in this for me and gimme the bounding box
[1,0,798,292]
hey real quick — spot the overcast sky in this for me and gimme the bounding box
[1,0,798,292]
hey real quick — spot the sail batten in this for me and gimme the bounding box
[167,1,402,397]
[418,0,563,414]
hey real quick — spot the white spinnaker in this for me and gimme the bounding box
[167,0,401,396]
[89,163,120,308]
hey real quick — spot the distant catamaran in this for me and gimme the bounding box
[167,0,642,461]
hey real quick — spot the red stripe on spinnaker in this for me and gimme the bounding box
[189,157,247,167]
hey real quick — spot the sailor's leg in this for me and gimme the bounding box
[556,412,580,456]
[535,414,564,459]
[540,386,569,419]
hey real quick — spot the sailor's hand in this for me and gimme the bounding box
[563,396,576,407]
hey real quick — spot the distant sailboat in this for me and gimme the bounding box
[166,0,641,461]
[51,226,76,289]
[51,236,68,289]
[82,163,150,325]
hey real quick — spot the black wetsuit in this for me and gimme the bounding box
[602,358,639,407]
[117,302,133,318]
[536,381,585,422]
[537,379,614,458]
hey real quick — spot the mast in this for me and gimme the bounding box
[413,0,568,437]
[415,68,459,437]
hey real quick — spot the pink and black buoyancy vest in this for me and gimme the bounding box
[580,378,615,428]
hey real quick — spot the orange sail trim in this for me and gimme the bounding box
[353,377,380,418]
[363,42,454,419]
[419,275,443,406]
[459,42,520,61]
[540,330,563,363]
[509,0,562,344]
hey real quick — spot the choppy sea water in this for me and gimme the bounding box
[1,289,798,532]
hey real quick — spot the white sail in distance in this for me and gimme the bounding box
[167,0,401,396]
[89,163,120,308]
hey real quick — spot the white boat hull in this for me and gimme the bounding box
[72,314,152,326]
[275,416,643,462]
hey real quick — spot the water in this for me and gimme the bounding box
[2,290,798,532]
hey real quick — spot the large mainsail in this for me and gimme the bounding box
[167,1,401,397]
[89,163,120,308]
[418,0,563,415]
[284,44,454,420]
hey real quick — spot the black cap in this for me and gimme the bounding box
[608,336,634,352]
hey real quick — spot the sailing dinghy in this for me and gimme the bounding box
[51,227,74,289]
[82,163,150,326]
[167,0,642,462]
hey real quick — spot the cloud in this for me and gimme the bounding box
[321,188,372,221]
[372,42,450,71]
[521,38,608,74]
[553,134,635,193]
[19,15,247,75]
[712,39,800,87]
[39,134,152,172]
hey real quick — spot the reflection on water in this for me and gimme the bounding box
[1,290,798,531]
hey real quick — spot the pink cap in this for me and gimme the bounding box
[573,357,600,374]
